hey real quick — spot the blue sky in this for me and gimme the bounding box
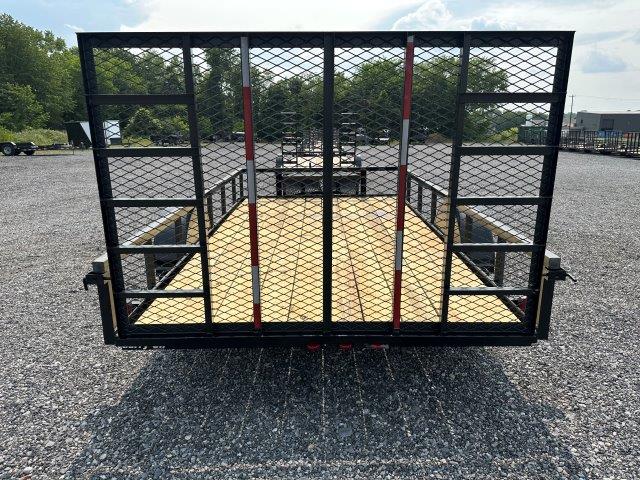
[3,0,640,112]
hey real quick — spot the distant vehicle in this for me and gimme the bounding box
[1,141,37,156]
[355,127,370,145]
[207,132,227,142]
[230,131,245,142]
[371,128,391,145]
[150,133,184,146]
[65,121,92,147]
[412,127,429,143]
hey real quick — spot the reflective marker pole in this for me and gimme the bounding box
[392,34,415,331]
[241,36,262,330]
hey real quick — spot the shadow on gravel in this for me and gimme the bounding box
[66,347,584,479]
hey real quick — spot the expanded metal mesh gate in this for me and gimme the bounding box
[81,31,573,348]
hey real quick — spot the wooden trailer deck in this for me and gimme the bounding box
[136,197,519,326]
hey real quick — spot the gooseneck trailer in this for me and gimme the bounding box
[80,31,574,349]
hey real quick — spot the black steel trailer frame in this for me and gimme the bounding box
[80,30,574,349]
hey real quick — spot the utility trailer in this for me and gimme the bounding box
[560,130,640,158]
[80,31,574,349]
[66,120,122,147]
[1,141,37,156]
[275,111,363,196]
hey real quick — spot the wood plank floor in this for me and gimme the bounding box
[136,197,519,325]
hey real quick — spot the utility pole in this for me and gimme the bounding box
[568,94,575,127]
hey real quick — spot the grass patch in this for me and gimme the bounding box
[487,127,518,143]
[426,132,452,144]
[0,127,67,145]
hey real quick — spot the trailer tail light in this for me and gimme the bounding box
[517,296,528,312]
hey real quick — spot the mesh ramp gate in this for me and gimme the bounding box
[81,31,573,348]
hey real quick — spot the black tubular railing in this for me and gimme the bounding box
[405,170,562,322]
[405,171,448,239]
[560,130,640,157]
[257,165,395,197]
[204,170,246,234]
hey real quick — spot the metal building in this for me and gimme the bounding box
[574,111,640,132]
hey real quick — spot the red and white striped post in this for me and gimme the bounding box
[392,34,415,331]
[241,36,262,330]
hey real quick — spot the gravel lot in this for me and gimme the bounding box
[0,150,638,479]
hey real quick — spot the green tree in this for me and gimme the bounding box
[0,12,515,145]
[255,80,289,140]
[411,57,458,138]
[463,57,510,141]
[195,49,241,137]
[123,108,162,138]
[0,82,48,130]
[337,59,404,139]
[64,47,88,122]
[0,14,76,128]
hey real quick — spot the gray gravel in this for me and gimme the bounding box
[0,150,639,479]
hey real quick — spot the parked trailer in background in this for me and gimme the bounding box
[81,30,574,349]
[65,120,121,147]
[561,130,640,157]
[1,141,37,156]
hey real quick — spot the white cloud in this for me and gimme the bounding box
[392,2,514,31]
[120,0,419,31]
[574,31,628,46]
[390,0,640,111]
[391,0,452,30]
[116,0,640,111]
[467,16,514,31]
[582,50,628,73]
[64,24,84,32]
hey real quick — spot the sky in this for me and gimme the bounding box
[3,0,640,112]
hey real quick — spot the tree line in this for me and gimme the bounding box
[1,14,532,143]
[0,14,84,131]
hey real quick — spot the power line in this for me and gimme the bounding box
[568,94,574,126]
[571,94,640,102]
